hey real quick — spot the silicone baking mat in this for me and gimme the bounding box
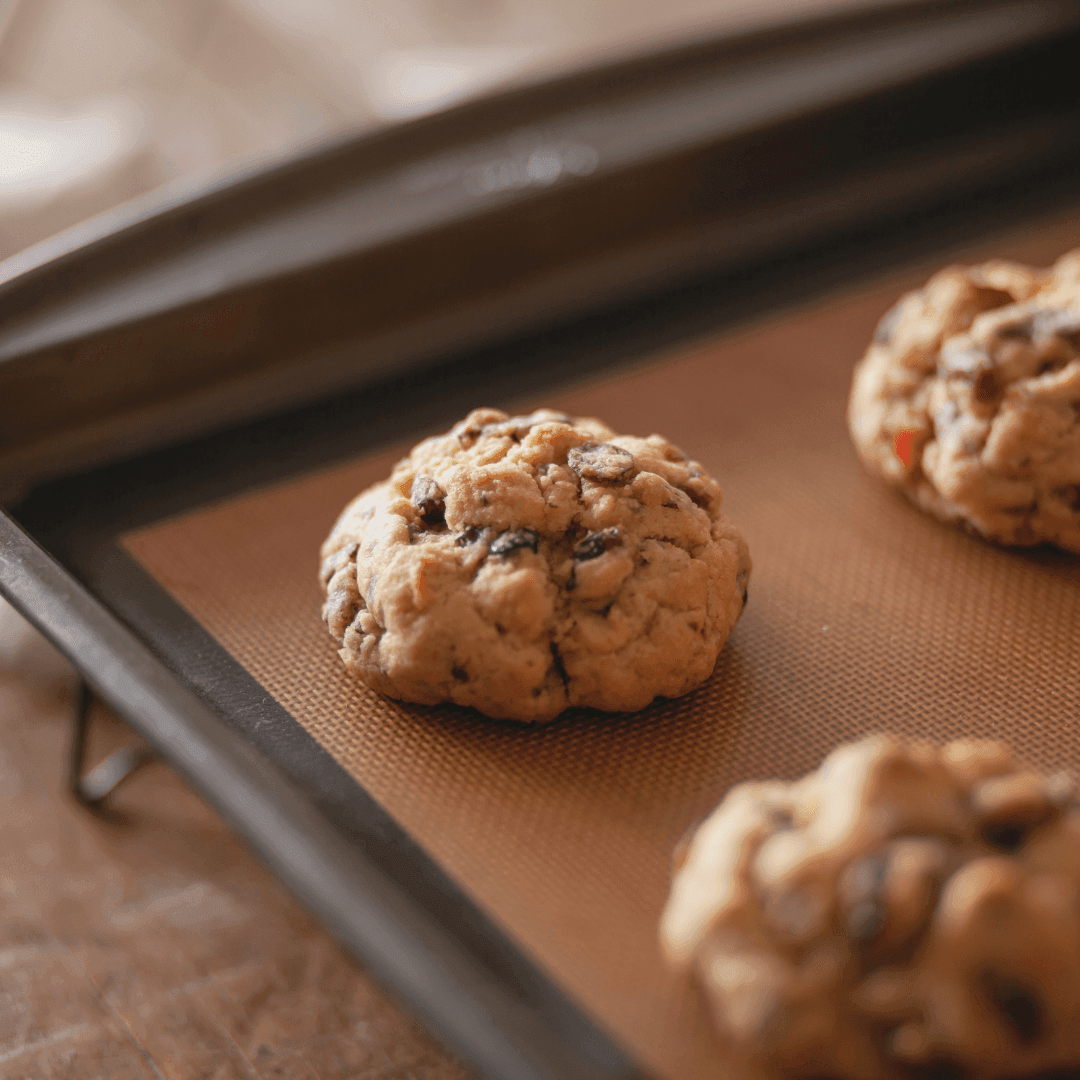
[122,214,1080,1079]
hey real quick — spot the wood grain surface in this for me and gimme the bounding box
[0,657,471,1080]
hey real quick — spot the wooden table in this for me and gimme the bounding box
[0,629,470,1080]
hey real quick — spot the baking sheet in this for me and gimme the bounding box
[122,211,1080,1079]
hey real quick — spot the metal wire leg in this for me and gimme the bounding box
[70,677,158,811]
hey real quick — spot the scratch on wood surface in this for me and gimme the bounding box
[0,1021,93,1065]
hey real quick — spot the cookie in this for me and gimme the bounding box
[319,407,751,722]
[660,736,1080,1080]
[848,250,1080,552]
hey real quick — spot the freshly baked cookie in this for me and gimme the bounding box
[661,736,1080,1080]
[319,408,751,722]
[848,250,1080,552]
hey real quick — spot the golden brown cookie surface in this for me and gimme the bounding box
[848,251,1080,552]
[319,408,750,722]
[660,736,1080,1080]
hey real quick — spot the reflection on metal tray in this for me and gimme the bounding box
[3,4,1080,1079]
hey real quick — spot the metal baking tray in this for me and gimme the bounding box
[3,3,1080,1077]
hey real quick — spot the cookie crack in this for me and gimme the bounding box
[548,641,570,690]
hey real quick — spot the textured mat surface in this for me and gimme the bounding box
[124,213,1080,1079]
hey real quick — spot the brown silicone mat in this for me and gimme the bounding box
[122,213,1080,1079]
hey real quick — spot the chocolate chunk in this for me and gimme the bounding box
[319,541,359,585]
[998,318,1034,342]
[501,412,573,439]
[974,370,1000,403]
[574,527,623,561]
[481,411,575,441]
[456,424,482,448]
[981,972,1043,1043]
[489,529,539,556]
[736,568,749,608]
[411,475,446,524]
[904,1060,968,1080]
[681,484,711,511]
[847,899,887,944]
[1036,359,1066,376]
[1052,485,1080,512]
[981,819,1033,852]
[451,665,469,682]
[567,441,636,482]
[841,854,887,943]
[456,526,483,546]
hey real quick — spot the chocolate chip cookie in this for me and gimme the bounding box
[319,408,751,722]
[661,736,1080,1080]
[848,249,1080,552]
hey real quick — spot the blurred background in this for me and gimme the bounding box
[0,0,862,262]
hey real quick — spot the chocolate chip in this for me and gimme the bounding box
[1051,485,1080,511]
[489,529,539,556]
[411,475,446,524]
[567,441,636,482]
[847,899,887,943]
[840,854,887,943]
[320,541,359,585]
[451,665,469,682]
[972,286,1016,311]
[905,1060,969,1080]
[981,819,1032,852]
[456,526,483,546]
[681,485,711,510]
[574,527,623,561]
[974,370,1000,403]
[874,300,906,345]
[998,318,1034,342]
[498,412,573,439]
[483,416,533,441]
[980,971,1043,1043]
[456,422,484,448]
